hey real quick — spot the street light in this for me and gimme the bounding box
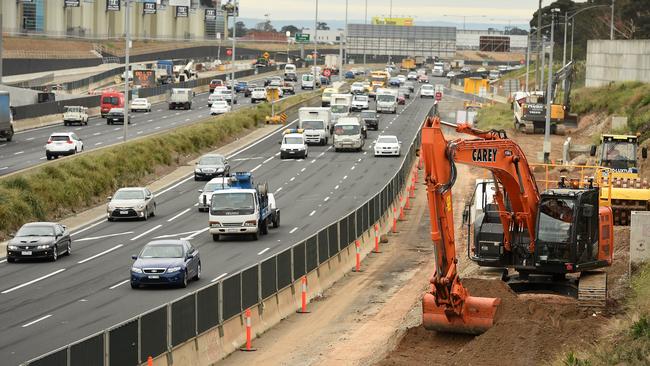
[229,0,239,108]
[286,31,291,64]
[313,0,318,83]
[363,0,368,67]
[124,0,131,142]
[564,4,612,62]
[543,8,560,164]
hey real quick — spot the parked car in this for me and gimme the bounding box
[360,110,379,130]
[107,187,156,221]
[197,177,231,212]
[130,98,151,112]
[374,135,401,157]
[210,101,231,115]
[130,240,201,288]
[194,153,230,180]
[45,132,83,160]
[105,107,130,125]
[6,222,71,262]
[63,106,88,126]
[209,79,224,93]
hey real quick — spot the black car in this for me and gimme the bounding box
[7,222,71,262]
[105,108,130,125]
[244,83,256,98]
[360,110,379,131]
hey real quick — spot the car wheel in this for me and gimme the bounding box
[272,212,280,228]
[66,241,71,256]
[150,204,156,217]
[142,208,148,221]
[252,229,260,241]
[180,270,188,288]
[193,262,201,281]
[51,246,58,262]
[46,153,52,160]
[7,257,15,263]
[212,234,220,241]
[131,281,139,289]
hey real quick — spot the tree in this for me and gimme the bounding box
[254,20,276,32]
[280,25,301,36]
[228,21,248,37]
[316,22,330,30]
[505,27,529,36]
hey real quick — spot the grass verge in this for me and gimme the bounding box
[0,90,320,239]
[557,263,650,366]
[474,102,513,131]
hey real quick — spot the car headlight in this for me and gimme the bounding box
[195,168,201,173]
[8,245,18,250]
[209,221,221,227]
[244,220,257,227]
[137,204,145,210]
[131,267,143,273]
[37,245,50,249]
[167,266,182,273]
[217,167,224,172]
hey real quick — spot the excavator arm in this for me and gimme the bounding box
[421,116,541,334]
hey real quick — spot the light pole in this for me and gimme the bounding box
[535,0,542,89]
[313,0,318,83]
[286,31,291,63]
[124,0,130,142]
[610,0,615,40]
[344,0,348,70]
[525,33,531,92]
[562,12,568,68]
[363,0,368,67]
[230,0,238,108]
[543,8,559,164]
[565,4,611,62]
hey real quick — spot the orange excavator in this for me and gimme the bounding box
[420,115,614,335]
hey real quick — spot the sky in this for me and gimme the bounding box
[236,0,558,29]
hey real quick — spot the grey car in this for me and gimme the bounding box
[360,110,379,131]
[194,154,230,180]
[399,87,411,99]
[107,187,156,221]
[6,222,71,262]
[404,81,415,92]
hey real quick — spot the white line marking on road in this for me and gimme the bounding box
[301,167,306,172]
[0,259,6,263]
[39,157,46,160]
[148,119,154,122]
[263,156,274,163]
[157,175,195,196]
[131,225,162,241]
[334,185,339,190]
[257,247,270,256]
[175,112,181,116]
[22,315,52,328]
[155,126,161,129]
[93,132,101,136]
[318,152,325,157]
[343,175,348,180]
[25,137,34,141]
[211,272,228,283]
[324,196,330,202]
[185,118,190,122]
[95,142,103,146]
[290,177,295,182]
[167,208,191,222]
[76,232,133,242]
[77,244,124,264]
[114,127,120,131]
[194,203,199,206]
[137,131,143,135]
[162,116,167,119]
[109,279,130,290]
[251,164,262,172]
[0,166,8,170]
[309,210,316,216]
[275,152,281,156]
[363,151,367,155]
[153,230,197,239]
[289,227,298,234]
[351,166,355,170]
[275,187,283,193]
[14,151,24,155]
[2,269,66,294]
[311,159,316,163]
[181,227,209,240]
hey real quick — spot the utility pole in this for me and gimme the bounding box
[610,0,615,40]
[313,0,318,83]
[570,20,575,61]
[562,12,567,67]
[230,0,238,107]
[525,33,530,92]
[343,0,348,71]
[0,13,3,85]
[543,9,559,164]
[363,0,367,67]
[124,0,130,142]
[535,0,542,89]
[388,0,392,66]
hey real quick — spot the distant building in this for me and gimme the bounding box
[347,24,456,59]
[302,28,343,44]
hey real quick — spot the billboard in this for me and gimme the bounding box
[176,6,189,17]
[134,70,156,88]
[143,2,157,14]
[64,0,80,7]
[106,0,120,11]
[371,17,414,26]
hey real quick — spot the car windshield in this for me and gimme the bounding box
[323,92,332,98]
[334,125,360,135]
[17,225,54,237]
[538,198,575,244]
[360,111,376,119]
[114,190,144,200]
[102,96,120,105]
[377,95,396,102]
[331,105,348,114]
[213,102,228,107]
[302,120,324,129]
[302,75,313,81]
[133,99,146,103]
[602,141,636,168]
[199,156,224,165]
[422,86,433,91]
[204,181,229,191]
[211,192,255,210]
[378,136,398,144]
[140,244,184,258]
[354,96,368,102]
[284,136,303,144]
[65,107,81,112]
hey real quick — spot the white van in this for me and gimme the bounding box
[301,74,319,90]
[333,117,365,152]
[284,64,297,74]
[376,88,398,114]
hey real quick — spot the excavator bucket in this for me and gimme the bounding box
[422,293,500,335]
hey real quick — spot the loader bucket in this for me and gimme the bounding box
[422,293,500,335]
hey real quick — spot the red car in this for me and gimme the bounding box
[209,79,224,92]
[397,95,406,105]
[418,74,429,83]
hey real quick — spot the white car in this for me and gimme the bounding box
[210,101,231,115]
[130,98,151,112]
[197,177,231,212]
[351,95,369,111]
[251,87,267,103]
[407,71,418,80]
[107,187,156,221]
[208,92,225,107]
[374,135,401,157]
[420,84,435,98]
[45,132,84,160]
[215,89,238,104]
[397,74,407,84]
[280,132,308,159]
[350,82,365,94]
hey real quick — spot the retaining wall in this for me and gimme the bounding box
[586,40,650,87]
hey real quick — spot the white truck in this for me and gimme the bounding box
[63,106,89,126]
[432,62,445,77]
[333,116,365,152]
[330,93,353,125]
[168,88,194,110]
[284,64,297,81]
[376,88,398,114]
[299,107,331,146]
[208,172,280,241]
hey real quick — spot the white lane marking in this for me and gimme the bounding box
[77,244,124,264]
[0,259,6,263]
[185,118,191,122]
[363,151,367,155]
[14,151,24,155]
[275,187,283,193]
[22,315,53,328]
[274,152,281,156]
[75,232,133,242]
[357,158,362,162]
[263,156,274,163]
[211,272,228,283]
[334,185,339,190]
[25,137,34,141]
[257,247,270,256]
[109,279,130,290]
[157,175,195,196]
[137,131,143,135]
[95,142,103,146]
[311,159,316,163]
[39,157,46,160]
[181,227,209,240]
[93,132,101,136]
[324,196,330,202]
[175,112,181,116]
[153,230,197,239]
[0,166,8,170]
[1,269,66,294]
[167,208,191,222]
[289,227,298,234]
[309,210,316,217]
[351,166,356,170]
[155,126,161,130]
[194,203,199,207]
[148,119,154,122]
[250,164,262,172]
[162,116,167,119]
[290,177,295,182]
[318,152,325,157]
[114,127,120,131]
[130,225,162,241]
[343,175,348,180]
[301,167,306,172]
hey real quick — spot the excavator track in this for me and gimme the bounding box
[578,271,607,310]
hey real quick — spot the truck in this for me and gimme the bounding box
[332,116,365,152]
[325,55,340,70]
[401,58,416,71]
[63,106,89,126]
[329,93,353,126]
[299,107,331,145]
[376,88,398,114]
[284,64,297,81]
[208,172,280,241]
[0,91,14,142]
[432,62,445,77]
[156,60,174,84]
[414,56,426,67]
[168,88,194,110]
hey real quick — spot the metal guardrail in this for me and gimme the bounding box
[22,120,423,366]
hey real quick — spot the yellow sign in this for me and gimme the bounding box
[263,52,270,59]
[371,17,414,26]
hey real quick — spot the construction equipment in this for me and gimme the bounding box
[590,134,650,225]
[513,62,577,135]
[420,116,614,335]
[401,57,416,71]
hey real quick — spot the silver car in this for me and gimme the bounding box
[197,177,231,212]
[194,154,230,181]
[107,187,156,221]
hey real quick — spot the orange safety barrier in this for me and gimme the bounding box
[240,308,256,352]
[392,206,398,233]
[352,240,363,272]
[372,223,381,253]
[296,276,310,313]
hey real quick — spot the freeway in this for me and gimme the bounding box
[0,73,309,176]
[0,79,453,365]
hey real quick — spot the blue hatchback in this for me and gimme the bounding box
[345,71,355,79]
[130,240,201,289]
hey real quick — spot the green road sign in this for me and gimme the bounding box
[295,33,310,43]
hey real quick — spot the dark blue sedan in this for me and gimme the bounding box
[235,81,248,93]
[345,71,355,79]
[130,240,201,289]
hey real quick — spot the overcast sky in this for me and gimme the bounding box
[238,0,555,26]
